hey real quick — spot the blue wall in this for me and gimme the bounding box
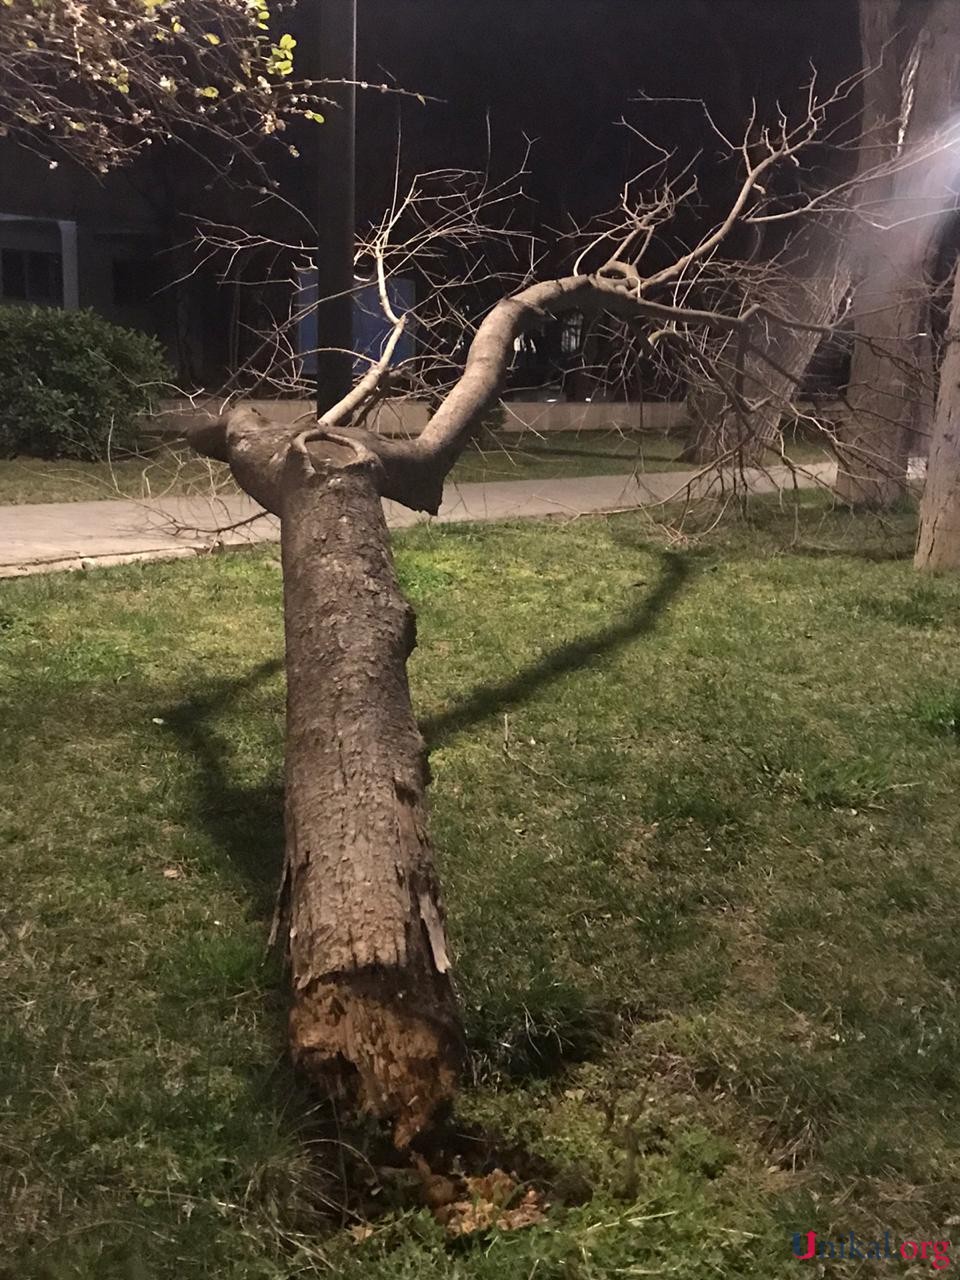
[296,273,415,374]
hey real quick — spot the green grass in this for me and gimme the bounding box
[453,429,827,484]
[0,446,235,505]
[0,431,830,503]
[451,428,691,482]
[4,494,959,1278]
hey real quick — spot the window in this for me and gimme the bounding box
[0,249,63,304]
[561,312,584,355]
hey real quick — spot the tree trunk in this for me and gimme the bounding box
[680,383,730,464]
[837,0,960,506]
[280,445,461,1145]
[915,266,960,570]
[682,222,850,466]
[680,1,909,471]
[743,224,852,457]
[834,276,919,506]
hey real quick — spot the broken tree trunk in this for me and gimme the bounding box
[188,407,463,1146]
[280,442,461,1146]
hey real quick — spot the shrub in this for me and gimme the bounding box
[0,305,170,460]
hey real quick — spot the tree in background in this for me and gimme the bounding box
[915,260,960,570]
[681,0,960,507]
[836,0,960,507]
[0,0,313,171]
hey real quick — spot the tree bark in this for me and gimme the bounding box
[915,266,960,570]
[681,383,730,464]
[279,443,461,1145]
[834,269,919,507]
[188,405,465,1146]
[836,0,960,506]
[683,221,851,466]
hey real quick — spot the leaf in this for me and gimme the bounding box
[428,1167,548,1238]
[464,1169,516,1208]
[496,1188,548,1232]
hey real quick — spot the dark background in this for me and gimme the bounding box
[0,1,863,382]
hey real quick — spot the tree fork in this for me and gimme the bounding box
[278,442,461,1145]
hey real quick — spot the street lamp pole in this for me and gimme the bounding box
[314,0,356,414]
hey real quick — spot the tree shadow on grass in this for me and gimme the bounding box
[421,548,695,750]
[162,657,285,912]
[783,539,916,563]
[506,444,638,461]
[159,551,692,906]
[158,550,692,915]
[155,554,695,1116]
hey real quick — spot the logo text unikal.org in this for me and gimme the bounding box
[793,1231,952,1270]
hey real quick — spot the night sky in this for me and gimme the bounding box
[354,1,861,225]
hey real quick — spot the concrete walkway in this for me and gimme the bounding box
[0,461,836,578]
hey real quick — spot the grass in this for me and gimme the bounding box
[0,430,830,503]
[3,493,959,1277]
[451,428,692,482]
[0,446,235,505]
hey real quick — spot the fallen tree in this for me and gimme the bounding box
[186,87,878,1143]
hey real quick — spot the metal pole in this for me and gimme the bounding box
[314,0,357,414]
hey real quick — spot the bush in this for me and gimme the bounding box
[0,305,170,460]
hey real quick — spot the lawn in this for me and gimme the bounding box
[451,429,692,482]
[0,430,830,503]
[2,495,959,1278]
[0,447,236,506]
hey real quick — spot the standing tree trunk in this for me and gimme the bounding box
[681,0,910,471]
[836,0,960,506]
[681,221,851,466]
[741,222,852,459]
[834,0,906,506]
[834,260,921,507]
[915,264,960,570]
[681,383,730,464]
